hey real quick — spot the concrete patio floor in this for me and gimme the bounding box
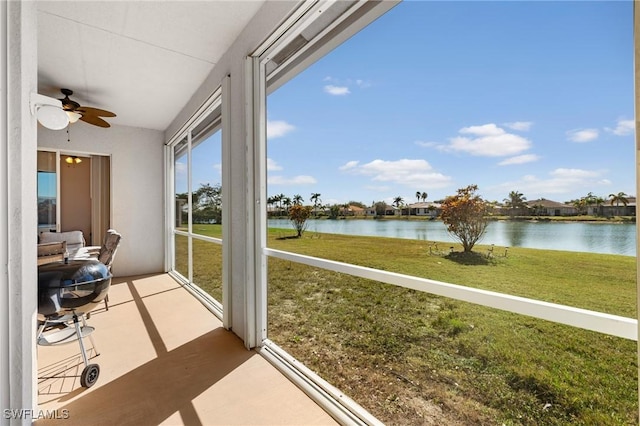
[36,273,337,425]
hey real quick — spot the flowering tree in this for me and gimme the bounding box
[288,204,313,237]
[440,185,490,253]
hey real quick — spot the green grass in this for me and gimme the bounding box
[177,224,638,425]
[174,228,223,301]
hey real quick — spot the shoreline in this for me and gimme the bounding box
[268,215,637,224]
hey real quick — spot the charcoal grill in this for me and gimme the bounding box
[37,259,112,388]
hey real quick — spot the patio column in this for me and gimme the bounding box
[0,0,39,423]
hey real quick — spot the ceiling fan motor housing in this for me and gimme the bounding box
[58,88,116,128]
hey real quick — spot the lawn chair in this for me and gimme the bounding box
[85,229,122,310]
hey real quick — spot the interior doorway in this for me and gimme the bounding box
[37,150,111,245]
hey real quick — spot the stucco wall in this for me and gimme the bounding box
[38,123,164,276]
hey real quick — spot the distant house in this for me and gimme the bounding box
[367,203,399,216]
[386,204,400,216]
[527,198,577,216]
[341,205,366,216]
[407,202,441,218]
[600,196,636,217]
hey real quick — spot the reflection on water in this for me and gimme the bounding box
[268,219,637,256]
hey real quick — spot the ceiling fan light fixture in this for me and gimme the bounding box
[65,156,82,164]
[30,93,69,130]
[66,110,82,123]
[36,105,69,130]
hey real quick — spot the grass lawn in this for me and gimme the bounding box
[177,224,638,425]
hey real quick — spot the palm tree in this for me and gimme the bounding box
[282,196,292,214]
[609,191,629,216]
[572,198,586,215]
[292,194,303,206]
[593,196,605,217]
[393,196,404,215]
[421,192,428,202]
[584,192,597,215]
[266,196,276,216]
[310,192,321,217]
[503,190,527,217]
[342,202,350,218]
[272,194,283,216]
[415,191,421,202]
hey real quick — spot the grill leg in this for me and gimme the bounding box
[73,315,90,368]
[36,320,48,341]
[81,315,99,356]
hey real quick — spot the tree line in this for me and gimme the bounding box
[502,190,631,216]
[178,184,633,252]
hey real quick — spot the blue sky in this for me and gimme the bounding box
[264,0,635,206]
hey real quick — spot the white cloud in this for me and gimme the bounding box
[605,118,635,136]
[459,123,505,136]
[266,158,282,171]
[341,158,452,189]
[268,175,317,185]
[415,140,438,148]
[566,128,599,143]
[498,154,540,166]
[504,121,533,131]
[267,120,295,139]
[339,160,359,170]
[355,79,372,89]
[550,168,600,179]
[323,85,350,96]
[494,168,609,196]
[440,123,531,157]
[175,160,187,175]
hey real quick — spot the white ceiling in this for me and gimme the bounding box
[37,1,266,131]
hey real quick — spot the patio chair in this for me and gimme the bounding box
[39,230,85,253]
[78,229,122,311]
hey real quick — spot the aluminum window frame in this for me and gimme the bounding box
[166,83,228,324]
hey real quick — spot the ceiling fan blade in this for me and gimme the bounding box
[79,114,111,128]
[77,106,116,118]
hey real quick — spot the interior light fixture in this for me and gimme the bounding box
[30,93,70,130]
[36,105,69,130]
[65,156,82,164]
[66,111,82,123]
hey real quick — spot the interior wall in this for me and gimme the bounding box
[38,123,164,277]
[59,155,91,238]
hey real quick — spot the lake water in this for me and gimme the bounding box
[268,219,637,257]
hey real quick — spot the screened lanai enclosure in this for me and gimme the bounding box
[2,1,639,425]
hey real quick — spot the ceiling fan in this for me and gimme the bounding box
[59,88,116,128]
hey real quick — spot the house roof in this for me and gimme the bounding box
[607,196,637,207]
[407,202,441,208]
[527,198,574,209]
